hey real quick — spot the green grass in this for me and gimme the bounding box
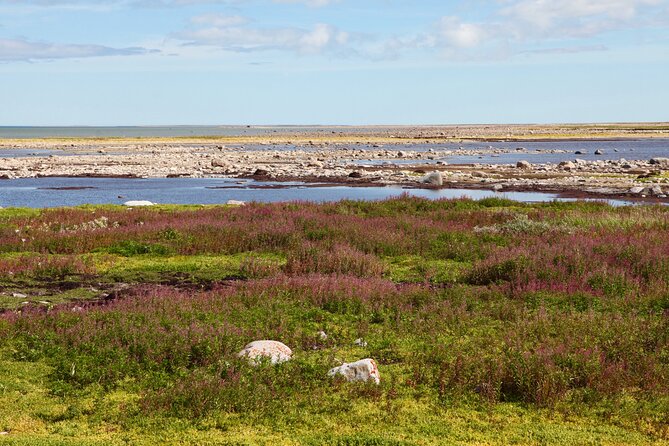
[1,199,669,444]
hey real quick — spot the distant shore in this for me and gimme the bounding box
[1,124,669,204]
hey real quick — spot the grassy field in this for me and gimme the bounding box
[0,197,668,445]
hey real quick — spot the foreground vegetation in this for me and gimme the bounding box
[0,197,668,445]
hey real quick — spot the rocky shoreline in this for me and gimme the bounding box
[1,137,669,202]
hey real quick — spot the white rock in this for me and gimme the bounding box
[421,172,443,186]
[226,200,246,206]
[237,340,292,365]
[12,292,27,298]
[317,331,328,340]
[328,358,380,385]
[629,186,645,194]
[123,200,154,207]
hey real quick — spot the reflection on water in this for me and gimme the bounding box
[0,177,638,208]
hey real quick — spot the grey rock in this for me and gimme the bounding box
[516,160,531,169]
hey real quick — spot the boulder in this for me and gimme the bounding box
[226,200,246,206]
[594,149,603,155]
[629,186,645,195]
[253,169,270,176]
[328,358,380,385]
[237,340,292,365]
[123,200,154,207]
[348,171,363,178]
[650,158,669,165]
[559,161,576,171]
[516,160,531,169]
[421,172,443,186]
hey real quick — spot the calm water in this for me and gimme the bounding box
[0,177,635,208]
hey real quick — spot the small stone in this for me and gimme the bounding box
[237,340,292,365]
[328,358,380,384]
[353,338,368,347]
[317,331,328,340]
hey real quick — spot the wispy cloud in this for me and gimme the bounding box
[0,37,156,62]
[178,14,352,55]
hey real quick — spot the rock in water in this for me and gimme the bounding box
[594,149,603,155]
[421,172,443,186]
[123,200,154,207]
[516,160,531,169]
[328,358,380,384]
[237,340,292,365]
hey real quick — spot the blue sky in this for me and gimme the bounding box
[1,0,668,125]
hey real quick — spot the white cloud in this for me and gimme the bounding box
[0,37,155,62]
[178,18,351,55]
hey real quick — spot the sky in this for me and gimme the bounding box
[1,0,668,125]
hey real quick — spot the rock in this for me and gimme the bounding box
[328,359,380,385]
[575,150,585,155]
[594,149,603,155]
[226,200,246,206]
[651,186,664,196]
[650,158,669,165]
[348,171,363,178]
[237,340,292,365]
[629,186,645,194]
[353,338,368,347]
[421,172,443,186]
[559,161,576,171]
[516,160,531,169]
[12,292,27,298]
[123,200,154,207]
[493,184,503,191]
[317,331,328,340]
[211,159,228,168]
[253,169,269,176]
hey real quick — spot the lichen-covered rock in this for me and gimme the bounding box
[237,340,292,365]
[328,358,380,384]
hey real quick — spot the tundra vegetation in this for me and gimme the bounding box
[0,196,668,445]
